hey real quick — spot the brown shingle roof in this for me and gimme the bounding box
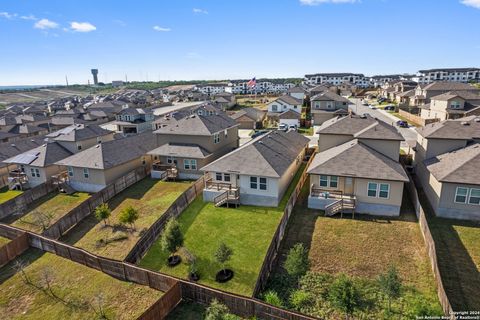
[416,116,480,140]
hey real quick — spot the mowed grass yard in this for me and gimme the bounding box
[140,163,306,296]
[0,187,22,204]
[0,249,162,320]
[7,192,90,233]
[63,178,192,260]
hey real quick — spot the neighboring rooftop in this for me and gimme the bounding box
[46,124,113,142]
[201,130,309,178]
[422,81,479,92]
[424,143,480,185]
[416,116,480,140]
[316,115,404,141]
[307,139,408,182]
[311,91,351,103]
[148,143,211,159]
[3,142,73,167]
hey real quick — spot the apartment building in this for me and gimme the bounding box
[415,68,480,84]
[303,73,370,88]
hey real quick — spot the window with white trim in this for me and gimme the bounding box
[367,182,378,197]
[213,133,220,144]
[259,177,267,190]
[67,166,74,177]
[31,168,40,178]
[184,159,197,170]
[223,173,231,182]
[167,156,176,165]
[379,183,390,199]
[216,172,222,181]
[469,188,480,205]
[250,177,257,189]
[83,168,89,179]
[319,175,338,188]
[455,187,468,203]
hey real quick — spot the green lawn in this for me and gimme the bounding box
[63,179,192,260]
[140,163,307,296]
[263,184,442,318]
[0,236,10,247]
[298,127,313,136]
[9,192,90,233]
[166,300,206,320]
[427,216,480,311]
[0,187,22,204]
[0,249,162,320]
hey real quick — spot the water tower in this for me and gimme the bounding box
[91,69,99,85]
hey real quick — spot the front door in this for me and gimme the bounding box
[345,177,354,195]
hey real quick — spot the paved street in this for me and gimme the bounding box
[349,98,417,148]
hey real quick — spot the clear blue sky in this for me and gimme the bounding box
[0,0,479,85]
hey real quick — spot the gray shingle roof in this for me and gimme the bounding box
[279,110,301,119]
[430,91,480,101]
[201,131,309,178]
[416,116,480,140]
[47,124,112,142]
[317,115,404,141]
[0,136,47,167]
[423,81,479,92]
[424,143,480,185]
[307,139,408,182]
[230,108,265,122]
[56,133,157,170]
[148,143,211,159]
[311,91,351,103]
[4,142,73,167]
[154,110,238,136]
[276,95,303,106]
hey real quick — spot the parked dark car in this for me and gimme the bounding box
[384,105,395,111]
[377,97,386,103]
[251,130,268,139]
[396,120,408,128]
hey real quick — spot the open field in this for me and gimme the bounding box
[0,187,22,205]
[234,96,278,111]
[63,179,192,260]
[263,184,442,318]
[140,163,306,296]
[0,248,162,319]
[6,192,90,234]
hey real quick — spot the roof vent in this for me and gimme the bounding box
[96,144,100,148]
[461,121,470,126]
[10,143,16,147]
[475,118,480,122]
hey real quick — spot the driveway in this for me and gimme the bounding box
[349,98,417,148]
[238,129,253,146]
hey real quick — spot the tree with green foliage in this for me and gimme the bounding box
[283,243,309,279]
[94,203,111,226]
[118,206,139,229]
[263,290,283,307]
[289,289,312,311]
[378,265,401,313]
[160,218,184,257]
[328,274,361,320]
[214,242,233,273]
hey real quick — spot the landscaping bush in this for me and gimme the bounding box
[118,206,139,229]
[328,274,361,319]
[377,265,401,313]
[263,290,283,307]
[289,289,312,311]
[283,243,309,279]
[94,203,111,226]
[205,299,240,320]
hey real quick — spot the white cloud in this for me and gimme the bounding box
[20,14,37,20]
[299,0,357,5]
[193,8,208,14]
[70,21,96,32]
[34,18,59,30]
[0,11,16,19]
[461,0,480,8]
[153,25,171,32]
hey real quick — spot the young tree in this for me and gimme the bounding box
[160,218,184,257]
[328,274,361,320]
[119,206,139,230]
[183,247,197,275]
[214,242,233,274]
[378,265,401,313]
[94,203,111,226]
[283,243,309,279]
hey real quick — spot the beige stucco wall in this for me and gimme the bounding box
[318,134,352,152]
[360,139,401,161]
[56,133,115,154]
[156,155,211,178]
[20,164,64,187]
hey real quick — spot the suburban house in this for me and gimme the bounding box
[419,91,480,121]
[310,91,351,126]
[307,115,408,216]
[287,85,307,101]
[213,92,236,110]
[101,107,154,135]
[149,105,239,180]
[278,110,301,128]
[56,133,157,193]
[229,108,266,129]
[414,116,480,220]
[3,124,115,189]
[201,130,309,207]
[412,81,479,105]
[267,95,303,114]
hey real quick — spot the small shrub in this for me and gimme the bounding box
[377,265,401,313]
[263,290,283,307]
[160,218,184,256]
[118,206,139,229]
[283,243,309,279]
[214,242,233,273]
[289,289,312,310]
[205,299,230,320]
[328,274,361,319]
[94,203,111,226]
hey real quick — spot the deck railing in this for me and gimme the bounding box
[205,178,237,191]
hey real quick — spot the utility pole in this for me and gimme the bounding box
[65,75,69,86]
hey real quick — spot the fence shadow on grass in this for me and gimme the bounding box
[107,178,158,211]
[0,247,44,285]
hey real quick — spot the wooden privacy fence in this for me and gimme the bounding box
[253,154,315,297]
[41,166,149,240]
[125,177,205,264]
[137,281,182,320]
[0,180,58,220]
[404,177,455,318]
[0,232,29,267]
[398,109,440,126]
[0,223,317,320]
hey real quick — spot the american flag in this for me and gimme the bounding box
[247,77,256,88]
